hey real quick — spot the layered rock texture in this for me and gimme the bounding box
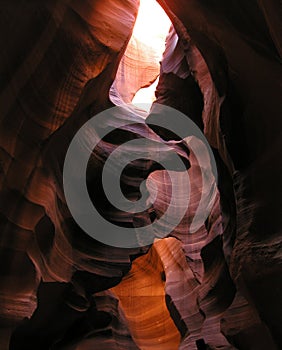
[0,0,281,349]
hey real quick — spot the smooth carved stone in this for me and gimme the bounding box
[112,35,161,103]
[112,239,181,350]
[0,0,281,349]
[0,0,139,343]
[157,0,282,347]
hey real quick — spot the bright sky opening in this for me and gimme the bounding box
[132,0,171,110]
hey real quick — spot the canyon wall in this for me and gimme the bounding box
[0,0,281,349]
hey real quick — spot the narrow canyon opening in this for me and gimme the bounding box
[1,1,281,349]
[111,0,171,110]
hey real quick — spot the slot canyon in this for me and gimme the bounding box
[0,0,281,349]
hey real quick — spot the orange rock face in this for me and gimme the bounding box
[0,1,281,349]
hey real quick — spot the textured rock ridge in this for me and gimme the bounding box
[0,0,281,349]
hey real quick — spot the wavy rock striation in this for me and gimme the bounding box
[0,0,281,349]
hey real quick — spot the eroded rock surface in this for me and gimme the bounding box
[0,0,281,349]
